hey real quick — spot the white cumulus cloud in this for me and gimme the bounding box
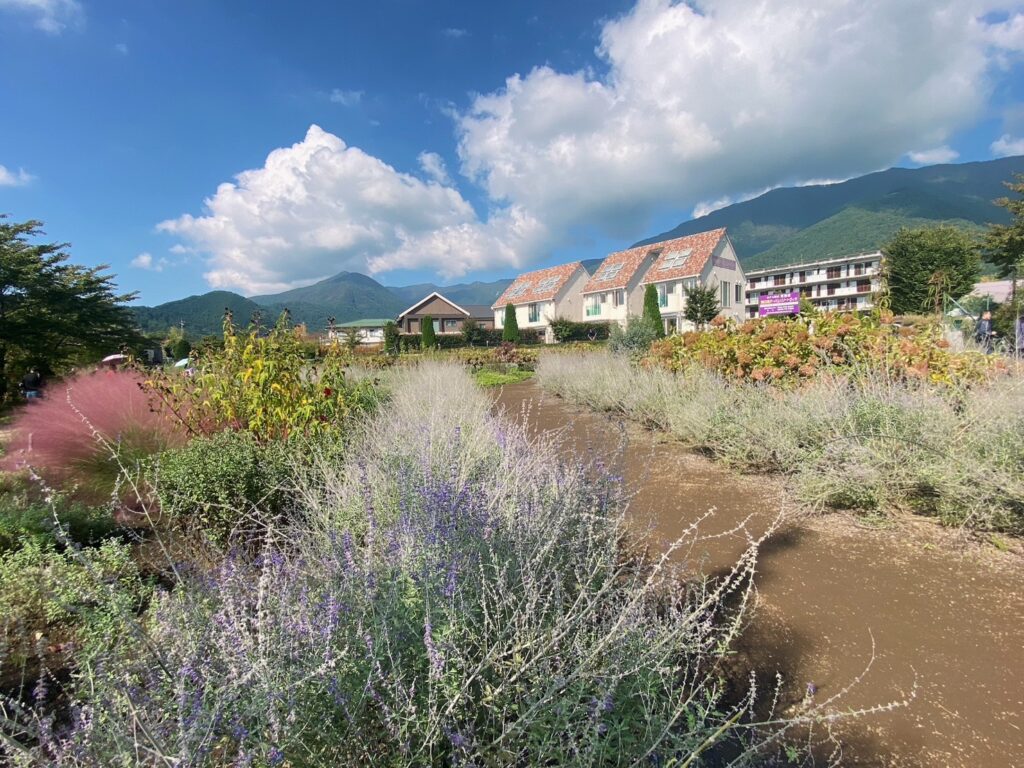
[456,0,1024,240]
[159,125,543,294]
[907,146,960,165]
[0,0,82,33]
[418,151,451,185]
[991,133,1024,157]
[131,252,168,271]
[0,165,34,186]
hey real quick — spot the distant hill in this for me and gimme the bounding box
[251,271,406,328]
[132,291,263,337]
[387,279,513,308]
[636,155,1024,267]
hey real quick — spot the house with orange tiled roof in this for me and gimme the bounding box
[581,244,662,327]
[637,228,746,333]
[492,262,589,343]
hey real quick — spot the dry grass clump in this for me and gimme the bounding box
[537,352,1024,533]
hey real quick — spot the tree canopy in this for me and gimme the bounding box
[983,174,1024,280]
[683,283,720,328]
[0,216,140,400]
[883,225,979,315]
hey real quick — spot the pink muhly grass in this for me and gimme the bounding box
[2,369,186,498]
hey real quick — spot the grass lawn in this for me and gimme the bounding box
[473,368,534,387]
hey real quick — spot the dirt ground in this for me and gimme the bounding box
[495,381,1024,768]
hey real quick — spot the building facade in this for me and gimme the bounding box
[492,262,589,342]
[397,292,494,334]
[638,228,747,333]
[581,244,661,326]
[326,318,392,345]
[744,251,883,318]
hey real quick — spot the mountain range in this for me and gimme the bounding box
[133,155,1024,337]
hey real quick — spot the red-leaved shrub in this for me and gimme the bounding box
[2,370,186,501]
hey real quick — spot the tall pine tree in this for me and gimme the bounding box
[421,315,438,349]
[502,304,520,343]
[642,284,665,337]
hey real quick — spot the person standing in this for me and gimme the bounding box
[975,310,994,353]
[20,368,42,399]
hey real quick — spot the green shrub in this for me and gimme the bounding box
[0,486,117,553]
[171,337,191,361]
[608,316,660,356]
[549,316,611,342]
[145,313,377,443]
[0,538,150,667]
[153,430,293,542]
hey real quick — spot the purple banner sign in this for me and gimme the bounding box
[758,290,800,317]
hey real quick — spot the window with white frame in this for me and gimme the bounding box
[585,295,601,317]
[528,303,540,323]
[735,284,741,304]
[535,276,561,292]
[720,281,731,307]
[612,289,625,307]
[657,283,668,307]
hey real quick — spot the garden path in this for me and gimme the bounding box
[495,381,1023,768]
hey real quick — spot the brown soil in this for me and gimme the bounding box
[495,381,1024,768]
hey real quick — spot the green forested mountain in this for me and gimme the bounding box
[743,208,983,270]
[636,155,1024,266]
[132,290,263,336]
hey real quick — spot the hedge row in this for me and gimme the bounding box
[399,328,542,350]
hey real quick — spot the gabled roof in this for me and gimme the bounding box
[397,291,471,320]
[583,244,658,294]
[336,318,393,328]
[640,228,727,284]
[461,305,494,319]
[491,262,583,309]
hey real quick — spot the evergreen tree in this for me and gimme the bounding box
[383,321,400,355]
[171,337,192,361]
[0,217,140,400]
[983,174,1024,285]
[883,226,979,314]
[421,315,438,349]
[642,284,665,337]
[502,304,520,343]
[683,283,720,329]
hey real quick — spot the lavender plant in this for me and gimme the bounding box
[2,363,826,766]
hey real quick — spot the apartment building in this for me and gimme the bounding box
[744,251,883,318]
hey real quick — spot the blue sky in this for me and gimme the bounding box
[1,0,1023,305]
